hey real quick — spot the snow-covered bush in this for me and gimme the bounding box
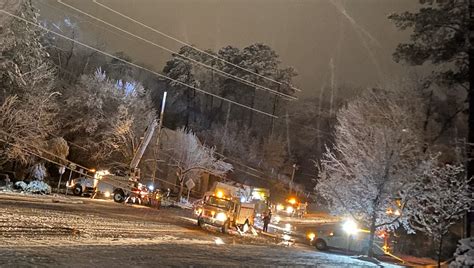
[14,181,27,191]
[25,181,51,194]
[450,238,474,268]
[14,180,51,194]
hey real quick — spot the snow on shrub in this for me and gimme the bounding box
[450,238,474,268]
[14,180,51,194]
[26,180,51,194]
[15,181,27,191]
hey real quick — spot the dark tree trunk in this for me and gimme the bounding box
[64,33,75,70]
[467,1,474,238]
[437,236,444,268]
[185,90,191,128]
[208,95,214,128]
[270,95,278,136]
[422,90,433,153]
[177,179,184,202]
[192,89,197,124]
[248,87,256,128]
[220,103,232,154]
[218,99,224,124]
[176,169,184,201]
[367,214,377,257]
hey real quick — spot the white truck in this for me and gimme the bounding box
[194,182,256,233]
[68,118,158,203]
[98,118,158,203]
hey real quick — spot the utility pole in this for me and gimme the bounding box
[152,91,167,187]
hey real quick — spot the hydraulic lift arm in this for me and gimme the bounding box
[129,119,158,179]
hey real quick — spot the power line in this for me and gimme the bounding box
[57,0,296,101]
[93,0,302,93]
[0,9,277,119]
[0,129,93,173]
[276,113,333,137]
[0,137,92,178]
[215,151,266,177]
[0,134,206,194]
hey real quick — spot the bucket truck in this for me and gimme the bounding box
[68,119,159,203]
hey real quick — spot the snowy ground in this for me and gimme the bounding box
[0,194,401,267]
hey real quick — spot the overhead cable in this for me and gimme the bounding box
[57,0,296,100]
[0,9,277,118]
[93,0,302,92]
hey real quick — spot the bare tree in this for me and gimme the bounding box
[163,128,233,200]
[317,86,428,257]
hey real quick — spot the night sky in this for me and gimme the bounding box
[38,0,422,98]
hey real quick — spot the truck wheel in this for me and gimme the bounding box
[72,185,82,196]
[315,239,328,251]
[221,220,230,234]
[113,190,125,203]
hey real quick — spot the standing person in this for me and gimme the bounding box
[263,211,271,232]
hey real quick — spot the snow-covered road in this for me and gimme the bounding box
[0,195,400,267]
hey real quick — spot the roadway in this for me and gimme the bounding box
[0,193,400,267]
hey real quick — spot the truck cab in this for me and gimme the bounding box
[195,190,255,233]
[67,176,97,196]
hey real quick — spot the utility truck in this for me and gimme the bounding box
[194,182,255,233]
[68,119,159,204]
[97,118,158,203]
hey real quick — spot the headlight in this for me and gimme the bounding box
[286,206,294,213]
[195,208,202,215]
[215,212,227,222]
[307,232,316,241]
[342,219,358,235]
[276,204,284,211]
[104,191,110,198]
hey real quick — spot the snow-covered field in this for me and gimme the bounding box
[0,195,401,267]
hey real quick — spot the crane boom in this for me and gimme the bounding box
[130,119,158,172]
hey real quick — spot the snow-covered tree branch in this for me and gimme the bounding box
[0,1,58,165]
[163,128,233,200]
[317,86,428,257]
[407,161,472,267]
